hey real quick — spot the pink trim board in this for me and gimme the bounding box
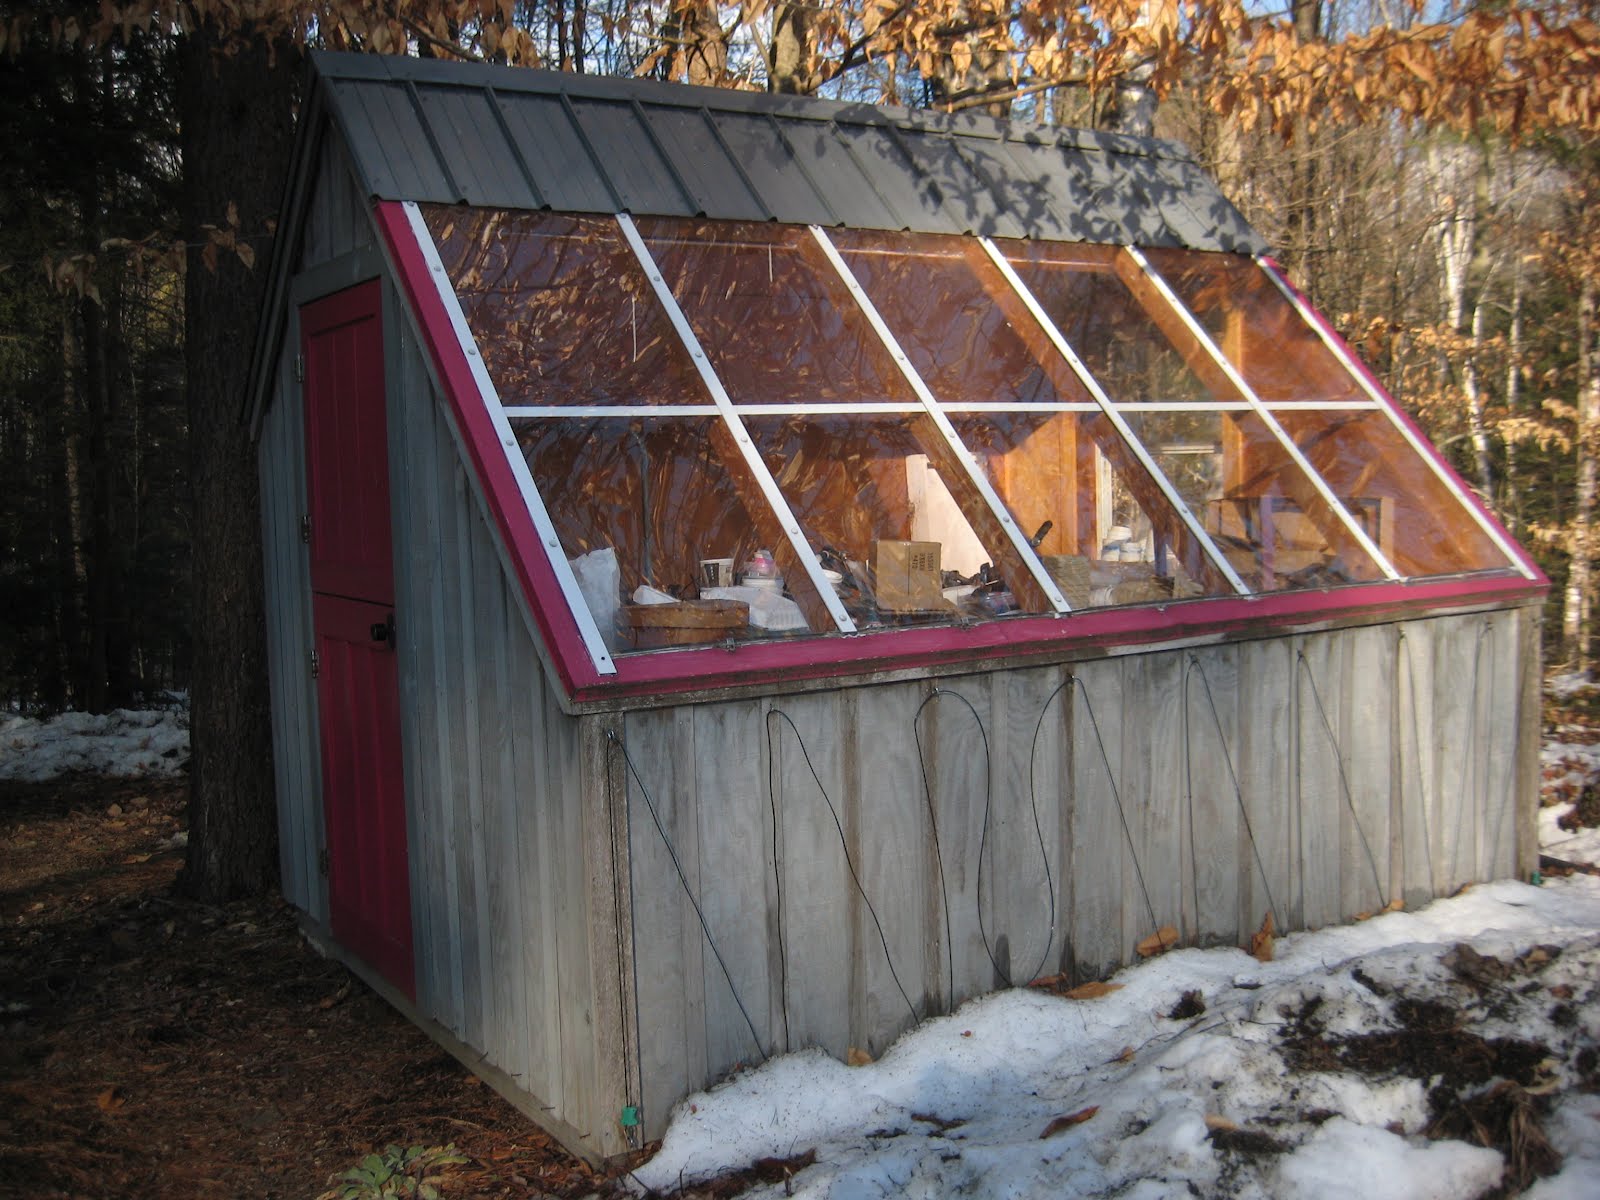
[1258,257,1545,584]
[376,201,1546,706]
[374,200,606,695]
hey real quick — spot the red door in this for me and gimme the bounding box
[301,281,415,999]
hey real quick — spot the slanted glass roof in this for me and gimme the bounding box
[417,203,1529,668]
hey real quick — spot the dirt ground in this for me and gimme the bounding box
[0,774,639,1200]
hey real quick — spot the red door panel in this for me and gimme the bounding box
[303,283,395,603]
[301,281,415,1000]
[313,593,414,994]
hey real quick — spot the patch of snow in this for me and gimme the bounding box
[0,708,189,783]
[1544,672,1597,701]
[1541,803,1600,868]
[632,877,1600,1199]
[1522,1094,1600,1199]
[1273,1117,1503,1199]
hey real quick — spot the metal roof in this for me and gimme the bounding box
[309,51,1266,255]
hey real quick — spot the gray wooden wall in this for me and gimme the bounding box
[260,134,378,924]
[260,138,629,1159]
[615,605,1540,1139]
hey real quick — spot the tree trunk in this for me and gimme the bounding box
[770,3,813,94]
[1566,273,1599,672]
[179,24,298,901]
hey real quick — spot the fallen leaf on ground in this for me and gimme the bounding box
[846,1047,873,1067]
[1040,1107,1098,1138]
[97,1087,127,1112]
[1136,926,1179,958]
[1250,912,1275,963]
[1204,1114,1238,1132]
[316,983,350,1010]
[1063,981,1124,1001]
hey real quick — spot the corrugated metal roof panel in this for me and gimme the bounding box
[1165,156,1267,255]
[308,51,1264,255]
[327,78,454,202]
[880,124,1023,237]
[828,122,937,230]
[413,84,541,209]
[777,120,903,229]
[709,112,834,225]
[565,97,696,215]
[491,90,617,212]
[642,106,770,222]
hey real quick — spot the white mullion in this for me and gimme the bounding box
[978,237,1251,597]
[615,214,855,633]
[1125,245,1403,582]
[401,202,618,675]
[809,225,1070,613]
[503,405,723,418]
[1254,254,1536,581]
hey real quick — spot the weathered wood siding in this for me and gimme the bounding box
[385,282,629,1159]
[262,137,376,921]
[617,606,1539,1140]
[259,328,324,922]
[260,141,629,1159]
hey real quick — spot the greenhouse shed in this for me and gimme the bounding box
[250,50,1547,1160]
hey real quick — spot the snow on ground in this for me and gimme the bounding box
[1541,803,1600,870]
[0,708,189,782]
[633,880,1600,1199]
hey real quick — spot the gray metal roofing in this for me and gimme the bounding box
[310,51,1267,255]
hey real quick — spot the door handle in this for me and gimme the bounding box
[370,613,396,648]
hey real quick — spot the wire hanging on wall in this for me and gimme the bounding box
[607,727,770,1065]
[765,708,922,1036]
[911,685,1060,995]
[1294,650,1389,910]
[1182,653,1282,938]
[1073,676,1162,939]
[1396,631,1439,895]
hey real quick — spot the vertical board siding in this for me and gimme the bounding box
[623,608,1536,1141]
[261,337,324,922]
[384,309,608,1151]
[262,151,381,925]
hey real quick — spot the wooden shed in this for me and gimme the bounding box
[249,51,1547,1161]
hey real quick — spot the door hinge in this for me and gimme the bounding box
[300,513,311,544]
[309,648,320,678]
[295,353,305,382]
[317,847,329,876]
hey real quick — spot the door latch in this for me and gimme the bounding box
[369,612,396,648]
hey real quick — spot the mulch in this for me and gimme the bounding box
[0,774,640,1199]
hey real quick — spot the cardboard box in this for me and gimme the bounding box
[874,540,944,611]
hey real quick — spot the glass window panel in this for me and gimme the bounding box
[828,229,1092,406]
[743,415,1041,624]
[998,240,1242,404]
[951,412,1236,606]
[1140,247,1367,404]
[636,218,915,406]
[1119,409,1387,591]
[513,416,801,652]
[424,207,705,406]
[1274,410,1511,577]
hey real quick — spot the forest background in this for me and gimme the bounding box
[2,0,1598,900]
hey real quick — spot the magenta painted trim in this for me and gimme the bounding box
[1259,258,1546,584]
[373,201,604,695]
[580,573,1541,704]
[374,205,1543,708]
